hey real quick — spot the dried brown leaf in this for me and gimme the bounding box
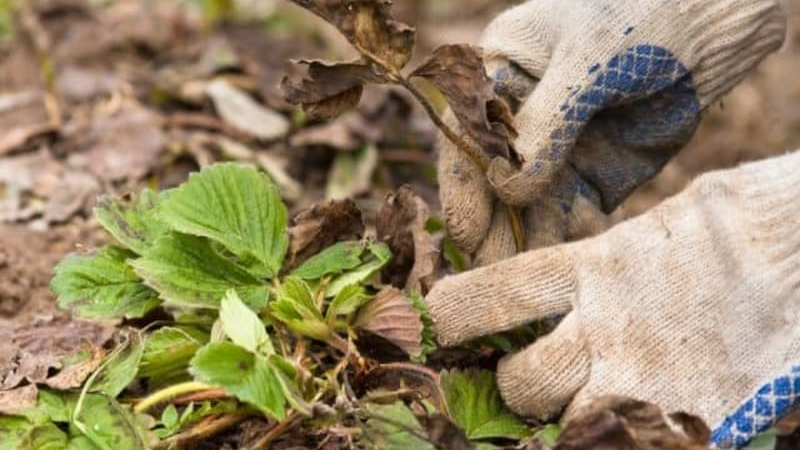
[0,317,114,391]
[283,60,384,120]
[411,44,518,160]
[556,396,710,450]
[45,346,106,390]
[288,0,415,71]
[288,199,364,264]
[355,287,423,356]
[0,384,38,415]
[376,186,440,294]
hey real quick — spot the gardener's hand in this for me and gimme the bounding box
[439,0,787,264]
[427,151,800,449]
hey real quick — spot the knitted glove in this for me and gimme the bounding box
[427,150,800,449]
[439,0,786,264]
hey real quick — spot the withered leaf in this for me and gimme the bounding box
[282,60,384,120]
[288,0,415,71]
[355,287,423,357]
[377,186,440,294]
[287,199,364,264]
[0,384,38,415]
[0,317,114,391]
[556,396,710,450]
[411,44,518,160]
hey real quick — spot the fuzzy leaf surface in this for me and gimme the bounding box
[363,401,435,450]
[51,246,160,320]
[18,423,67,450]
[328,242,392,296]
[94,188,168,255]
[159,163,288,278]
[132,233,267,309]
[219,289,274,355]
[91,331,145,398]
[291,241,364,280]
[440,369,532,441]
[271,277,330,341]
[139,327,205,387]
[190,342,285,420]
[329,283,372,318]
[73,393,154,450]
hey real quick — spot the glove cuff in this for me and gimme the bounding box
[684,0,786,105]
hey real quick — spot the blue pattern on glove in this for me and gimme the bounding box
[710,365,800,449]
[550,45,700,161]
[546,45,702,213]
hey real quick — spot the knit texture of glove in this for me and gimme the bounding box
[439,0,786,263]
[427,150,800,449]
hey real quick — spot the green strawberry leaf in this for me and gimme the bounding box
[190,342,286,420]
[0,416,41,450]
[91,331,145,398]
[440,369,532,441]
[328,283,371,319]
[533,424,561,447]
[18,422,67,450]
[328,242,392,296]
[409,292,437,363]
[51,246,160,320]
[139,327,205,387]
[291,241,364,280]
[131,233,267,309]
[219,289,274,355]
[363,402,436,450]
[72,393,155,450]
[159,163,288,278]
[270,277,330,342]
[94,188,168,255]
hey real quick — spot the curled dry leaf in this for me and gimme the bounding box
[556,396,710,450]
[287,199,364,264]
[377,186,440,294]
[282,60,384,120]
[411,44,518,160]
[287,0,415,71]
[355,287,423,357]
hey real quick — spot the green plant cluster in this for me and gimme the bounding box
[0,163,540,449]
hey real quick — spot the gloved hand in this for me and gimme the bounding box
[439,0,787,264]
[427,150,800,449]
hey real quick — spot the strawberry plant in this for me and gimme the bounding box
[0,162,537,449]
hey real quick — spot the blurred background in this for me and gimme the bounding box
[0,0,798,323]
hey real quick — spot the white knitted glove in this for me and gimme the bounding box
[439,0,786,263]
[427,150,800,449]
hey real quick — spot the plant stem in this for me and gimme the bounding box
[155,413,246,450]
[135,381,214,413]
[358,48,526,252]
[396,77,488,171]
